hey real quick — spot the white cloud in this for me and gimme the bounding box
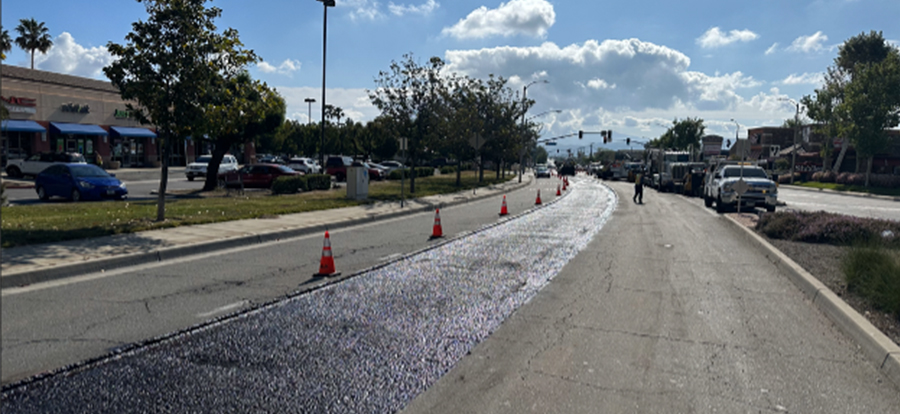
[34,32,114,79]
[696,27,759,49]
[765,42,779,55]
[339,0,384,21]
[257,59,302,76]
[388,0,439,16]
[586,79,615,90]
[441,0,555,40]
[787,31,828,53]
[780,72,824,85]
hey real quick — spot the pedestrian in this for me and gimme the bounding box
[633,168,644,204]
[95,152,104,169]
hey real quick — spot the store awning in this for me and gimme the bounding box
[1,120,46,133]
[50,122,108,136]
[110,126,157,138]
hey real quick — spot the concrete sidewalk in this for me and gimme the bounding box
[1,174,533,289]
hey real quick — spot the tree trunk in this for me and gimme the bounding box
[203,144,230,191]
[455,159,462,187]
[833,139,849,173]
[865,156,873,187]
[156,132,171,222]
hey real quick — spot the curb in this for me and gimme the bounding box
[722,214,900,390]
[782,184,900,202]
[1,176,534,289]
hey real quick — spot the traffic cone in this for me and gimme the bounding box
[556,184,561,196]
[499,195,509,216]
[563,181,567,191]
[314,231,340,277]
[535,189,542,205]
[430,208,444,239]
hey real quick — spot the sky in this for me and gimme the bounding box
[3,0,899,152]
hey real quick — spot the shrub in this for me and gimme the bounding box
[304,174,332,190]
[774,158,790,172]
[777,173,800,184]
[271,175,306,194]
[440,166,457,174]
[415,166,435,178]
[868,174,900,188]
[388,169,409,180]
[757,210,900,247]
[836,172,866,186]
[842,246,900,318]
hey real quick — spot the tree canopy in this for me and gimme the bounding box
[14,18,53,69]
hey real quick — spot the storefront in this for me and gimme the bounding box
[48,122,108,164]
[109,126,158,167]
[1,119,45,166]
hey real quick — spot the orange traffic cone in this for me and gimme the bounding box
[563,181,567,191]
[556,184,561,196]
[535,189,542,205]
[499,195,509,216]
[314,231,340,277]
[430,208,444,239]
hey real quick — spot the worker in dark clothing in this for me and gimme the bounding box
[633,169,644,204]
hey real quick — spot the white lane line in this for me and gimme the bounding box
[378,253,403,262]
[196,300,248,318]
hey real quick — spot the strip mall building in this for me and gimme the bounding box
[1,64,253,169]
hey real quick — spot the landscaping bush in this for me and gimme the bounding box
[836,172,866,186]
[415,166,435,178]
[757,210,900,247]
[271,175,307,194]
[304,174,332,191]
[774,158,790,172]
[777,172,800,184]
[440,166,457,174]
[867,174,900,188]
[811,170,837,183]
[842,246,900,318]
[388,169,409,180]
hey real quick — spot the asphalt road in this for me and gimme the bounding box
[4,177,205,204]
[1,174,563,385]
[778,186,900,221]
[402,180,900,413]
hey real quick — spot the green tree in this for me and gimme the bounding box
[369,54,447,193]
[656,117,705,151]
[14,18,53,69]
[802,86,840,170]
[199,72,285,190]
[104,0,258,220]
[0,30,12,60]
[535,146,549,164]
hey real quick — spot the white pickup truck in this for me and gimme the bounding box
[704,165,778,213]
[5,152,87,178]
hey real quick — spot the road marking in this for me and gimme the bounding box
[196,300,248,318]
[379,253,403,262]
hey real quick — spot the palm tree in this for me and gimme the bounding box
[0,30,11,60]
[14,18,53,69]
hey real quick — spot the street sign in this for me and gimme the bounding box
[545,142,557,146]
[399,137,408,151]
[468,134,484,150]
[732,178,750,196]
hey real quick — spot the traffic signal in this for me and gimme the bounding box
[578,130,583,139]
[626,138,631,145]
[556,149,559,153]
[607,130,612,142]
[601,130,607,143]
[726,139,731,147]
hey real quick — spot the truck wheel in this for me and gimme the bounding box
[715,196,726,213]
[6,166,21,178]
[187,176,194,181]
[704,195,712,208]
[766,204,776,213]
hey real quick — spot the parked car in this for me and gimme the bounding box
[379,160,405,170]
[324,155,354,181]
[6,152,86,178]
[185,154,238,181]
[217,164,301,188]
[287,157,321,174]
[704,164,778,213]
[258,155,285,164]
[35,163,127,202]
[352,160,384,180]
[368,162,392,175]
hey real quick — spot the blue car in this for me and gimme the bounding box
[35,163,128,202]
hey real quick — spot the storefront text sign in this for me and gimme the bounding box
[61,103,91,114]
[114,109,132,119]
[1,96,37,114]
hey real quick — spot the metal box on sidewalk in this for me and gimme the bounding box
[346,166,369,200]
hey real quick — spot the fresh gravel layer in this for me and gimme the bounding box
[1,181,617,413]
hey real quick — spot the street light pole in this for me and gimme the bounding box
[316,0,335,169]
[520,79,548,183]
[779,97,801,184]
[304,98,316,126]
[731,118,744,214]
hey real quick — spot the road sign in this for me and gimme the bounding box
[468,134,484,150]
[399,138,408,151]
[732,178,750,196]
[545,142,557,146]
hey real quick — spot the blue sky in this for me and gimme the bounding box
[3,0,899,151]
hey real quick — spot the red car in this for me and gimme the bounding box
[217,164,301,188]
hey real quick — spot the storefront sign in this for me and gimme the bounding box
[61,103,91,114]
[1,96,38,114]
[114,109,133,119]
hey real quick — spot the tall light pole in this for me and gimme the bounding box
[316,0,335,168]
[304,98,316,126]
[779,97,801,184]
[731,118,745,214]
[520,79,548,182]
[529,109,562,167]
